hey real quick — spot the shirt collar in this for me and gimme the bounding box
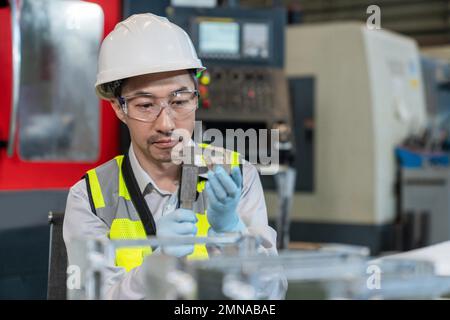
[128,143,173,196]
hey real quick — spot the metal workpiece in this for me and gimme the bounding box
[84,239,108,300]
[108,234,251,252]
[174,145,203,211]
[175,144,241,211]
[189,246,369,300]
[71,236,450,300]
[140,235,262,299]
[188,245,450,300]
[362,258,450,300]
[178,164,199,210]
[142,254,197,300]
[67,237,109,300]
[70,233,256,299]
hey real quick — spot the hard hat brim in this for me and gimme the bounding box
[95,64,206,100]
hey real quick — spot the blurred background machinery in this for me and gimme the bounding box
[265,22,429,254]
[245,0,450,46]
[397,55,450,249]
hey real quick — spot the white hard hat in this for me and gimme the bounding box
[95,13,205,99]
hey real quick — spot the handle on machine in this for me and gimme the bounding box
[1,0,21,156]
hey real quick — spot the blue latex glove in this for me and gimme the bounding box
[156,208,197,257]
[205,165,245,233]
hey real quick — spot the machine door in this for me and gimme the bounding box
[0,0,121,191]
[0,0,122,299]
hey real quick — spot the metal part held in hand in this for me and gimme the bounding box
[179,163,199,210]
[177,144,210,210]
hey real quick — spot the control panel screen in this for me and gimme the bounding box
[243,22,269,59]
[199,21,239,57]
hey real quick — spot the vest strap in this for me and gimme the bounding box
[121,153,157,236]
[84,174,97,216]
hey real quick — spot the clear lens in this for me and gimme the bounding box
[121,90,198,122]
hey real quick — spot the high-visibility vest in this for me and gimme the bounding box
[84,144,240,272]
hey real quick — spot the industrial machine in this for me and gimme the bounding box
[271,22,428,253]
[421,55,450,120]
[0,0,123,298]
[398,56,450,247]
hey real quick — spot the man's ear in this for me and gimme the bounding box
[110,100,127,124]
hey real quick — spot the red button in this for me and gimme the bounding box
[202,99,211,109]
[199,85,208,96]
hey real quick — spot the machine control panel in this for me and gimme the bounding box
[196,66,290,126]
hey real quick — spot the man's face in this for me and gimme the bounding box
[111,70,196,164]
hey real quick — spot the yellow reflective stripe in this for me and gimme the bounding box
[199,144,210,169]
[199,153,207,167]
[110,218,152,272]
[231,150,240,168]
[87,169,105,209]
[115,247,152,272]
[114,155,131,201]
[187,213,210,261]
[110,218,147,239]
[197,180,206,193]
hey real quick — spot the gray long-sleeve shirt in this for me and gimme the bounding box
[63,144,285,299]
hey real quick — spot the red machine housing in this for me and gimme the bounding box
[0,0,122,191]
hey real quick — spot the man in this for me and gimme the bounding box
[63,13,284,299]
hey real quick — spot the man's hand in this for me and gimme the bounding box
[205,165,245,233]
[156,208,197,257]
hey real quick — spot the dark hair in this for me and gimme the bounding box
[189,69,199,90]
[99,79,124,99]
